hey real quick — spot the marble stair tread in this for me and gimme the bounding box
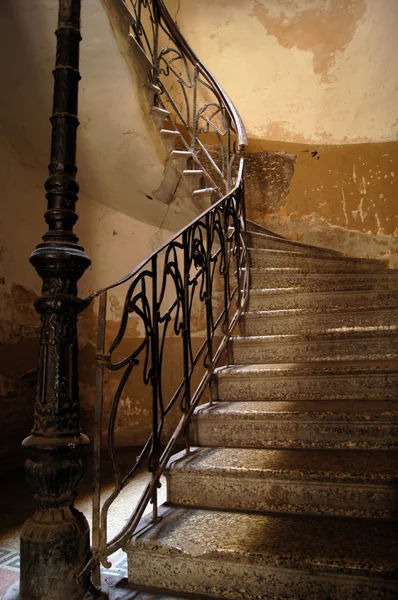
[167,447,398,485]
[243,305,398,319]
[232,328,398,343]
[110,592,201,600]
[247,231,344,256]
[247,288,398,311]
[249,269,398,292]
[248,247,387,267]
[215,359,398,378]
[242,308,398,336]
[192,401,398,450]
[194,400,398,421]
[248,286,398,297]
[246,220,286,238]
[128,506,398,578]
[230,332,398,364]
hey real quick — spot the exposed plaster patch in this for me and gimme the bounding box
[251,0,367,83]
[358,197,367,223]
[264,211,398,267]
[263,121,335,145]
[341,187,348,227]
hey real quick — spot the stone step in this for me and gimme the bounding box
[214,361,398,401]
[246,220,290,238]
[108,590,197,600]
[248,248,387,272]
[242,307,398,336]
[106,579,197,600]
[192,188,217,210]
[127,507,398,599]
[181,169,204,192]
[166,447,398,518]
[230,331,398,364]
[247,288,398,312]
[169,150,193,172]
[151,106,171,129]
[192,400,398,450]
[247,230,344,256]
[160,129,181,152]
[250,269,398,291]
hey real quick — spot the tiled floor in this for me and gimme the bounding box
[0,451,167,598]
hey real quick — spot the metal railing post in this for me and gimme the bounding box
[20,1,92,598]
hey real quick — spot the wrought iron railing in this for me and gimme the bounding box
[80,0,248,582]
[125,0,246,193]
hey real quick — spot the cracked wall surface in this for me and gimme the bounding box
[173,0,398,145]
[173,0,397,263]
[245,139,398,266]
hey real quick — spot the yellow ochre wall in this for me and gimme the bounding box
[171,0,398,262]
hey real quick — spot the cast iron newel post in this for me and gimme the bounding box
[20,1,92,599]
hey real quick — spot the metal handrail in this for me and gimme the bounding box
[81,0,248,582]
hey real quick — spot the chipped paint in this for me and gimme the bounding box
[245,138,398,266]
[251,0,366,83]
[172,0,398,144]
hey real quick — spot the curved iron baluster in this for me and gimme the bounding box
[81,0,248,580]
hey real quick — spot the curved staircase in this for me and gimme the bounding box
[125,222,398,599]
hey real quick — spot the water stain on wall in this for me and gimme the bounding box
[245,138,398,265]
[251,0,367,83]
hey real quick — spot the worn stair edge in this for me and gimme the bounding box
[214,362,398,401]
[242,307,398,336]
[247,288,398,311]
[248,248,387,271]
[230,333,398,364]
[247,231,344,256]
[249,270,398,292]
[192,401,398,450]
[166,447,398,518]
[127,506,398,600]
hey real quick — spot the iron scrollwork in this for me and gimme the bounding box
[83,156,248,577]
[80,0,248,583]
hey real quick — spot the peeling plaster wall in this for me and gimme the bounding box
[173,0,398,145]
[244,139,398,265]
[173,0,398,260]
[0,0,197,464]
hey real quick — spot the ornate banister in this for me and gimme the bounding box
[19,1,92,599]
[16,0,248,597]
[81,0,248,585]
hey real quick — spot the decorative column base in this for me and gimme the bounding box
[17,435,91,600]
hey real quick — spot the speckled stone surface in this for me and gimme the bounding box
[230,331,398,364]
[250,269,398,292]
[248,248,387,272]
[166,447,398,518]
[192,400,398,450]
[247,288,398,312]
[214,361,398,401]
[125,228,398,599]
[247,231,343,256]
[242,307,398,336]
[127,507,398,599]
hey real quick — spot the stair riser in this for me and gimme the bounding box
[249,252,386,272]
[243,310,397,336]
[167,473,397,519]
[231,338,398,364]
[248,291,398,312]
[250,272,398,291]
[216,374,398,401]
[192,419,398,450]
[128,551,397,600]
[247,233,341,256]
